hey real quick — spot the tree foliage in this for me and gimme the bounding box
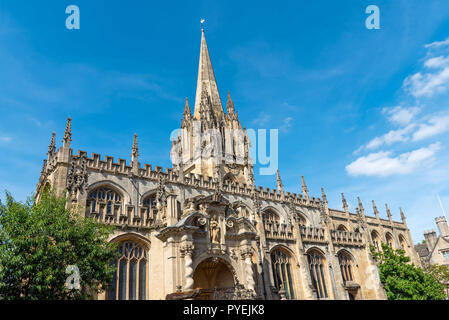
[370,243,446,300]
[0,190,119,300]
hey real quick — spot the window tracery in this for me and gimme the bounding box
[307,250,328,299]
[107,241,148,300]
[271,248,295,299]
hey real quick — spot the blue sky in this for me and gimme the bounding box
[1,0,449,243]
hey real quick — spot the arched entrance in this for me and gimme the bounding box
[193,257,236,300]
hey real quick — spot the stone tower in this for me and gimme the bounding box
[170,28,254,185]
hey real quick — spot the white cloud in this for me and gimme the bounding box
[425,37,449,49]
[280,117,294,132]
[404,67,449,98]
[424,56,449,69]
[346,143,441,177]
[382,106,420,126]
[0,136,12,142]
[251,112,271,127]
[365,124,416,150]
[412,114,449,141]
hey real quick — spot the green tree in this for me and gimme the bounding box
[0,190,119,300]
[370,243,446,300]
[425,264,449,298]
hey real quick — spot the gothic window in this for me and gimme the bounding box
[107,241,148,300]
[87,187,122,217]
[307,250,328,299]
[385,233,394,249]
[371,231,381,251]
[263,210,280,235]
[142,193,157,221]
[398,235,409,255]
[297,213,307,226]
[337,225,348,231]
[338,251,355,284]
[271,248,295,300]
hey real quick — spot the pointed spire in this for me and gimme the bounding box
[341,193,349,213]
[357,197,366,219]
[276,169,284,194]
[62,117,72,147]
[193,28,224,120]
[183,98,191,118]
[321,188,327,204]
[372,200,380,219]
[385,203,393,222]
[400,207,407,224]
[131,133,139,163]
[47,132,56,157]
[226,91,235,114]
[301,176,309,201]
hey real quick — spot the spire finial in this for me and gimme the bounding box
[341,193,348,211]
[183,97,191,118]
[132,133,139,162]
[200,19,205,30]
[400,207,406,222]
[226,91,235,114]
[48,132,56,156]
[276,169,283,193]
[301,176,309,201]
[321,187,327,204]
[372,200,380,219]
[62,117,72,147]
[385,203,392,221]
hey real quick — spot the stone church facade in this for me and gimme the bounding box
[35,29,420,300]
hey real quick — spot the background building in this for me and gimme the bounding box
[414,216,449,267]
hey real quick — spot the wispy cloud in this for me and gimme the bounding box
[346,143,441,177]
[382,106,420,126]
[0,136,12,143]
[412,113,449,141]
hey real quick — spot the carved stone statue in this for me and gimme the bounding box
[210,217,221,244]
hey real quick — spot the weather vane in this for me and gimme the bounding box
[201,19,205,30]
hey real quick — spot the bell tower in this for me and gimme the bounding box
[170,28,254,185]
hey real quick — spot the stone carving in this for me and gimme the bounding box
[210,216,221,244]
[66,155,88,194]
[180,244,195,290]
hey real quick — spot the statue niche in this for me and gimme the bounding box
[210,216,221,244]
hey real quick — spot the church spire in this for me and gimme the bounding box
[62,117,72,148]
[193,28,224,120]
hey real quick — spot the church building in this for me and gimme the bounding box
[35,28,420,300]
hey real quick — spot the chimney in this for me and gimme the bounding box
[424,229,437,249]
[435,216,449,237]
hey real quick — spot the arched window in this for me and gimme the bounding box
[296,213,307,226]
[87,187,122,218]
[142,193,157,221]
[338,251,355,284]
[399,235,408,253]
[263,210,280,236]
[271,248,295,300]
[107,241,148,300]
[371,231,381,251]
[386,233,394,249]
[307,250,328,299]
[337,225,348,231]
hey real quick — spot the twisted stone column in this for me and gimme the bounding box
[181,245,194,291]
